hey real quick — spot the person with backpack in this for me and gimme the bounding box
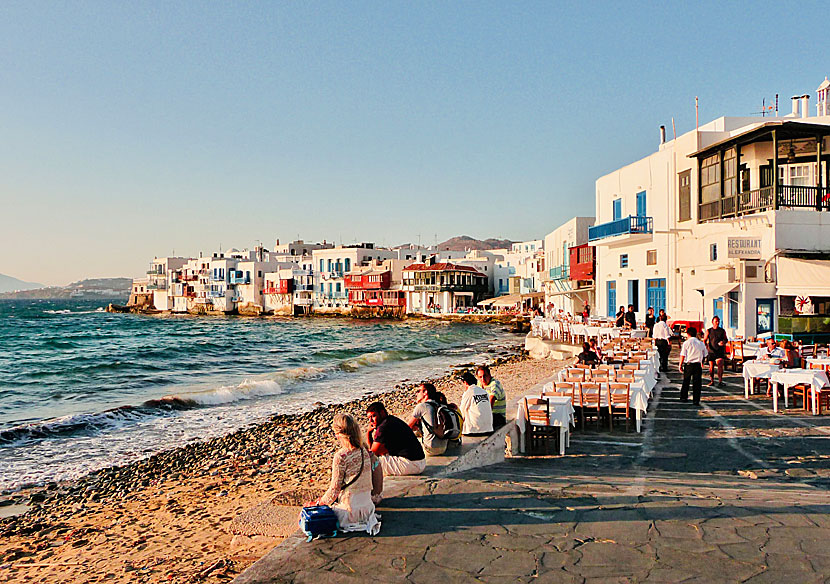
[407,382,461,455]
[311,413,380,535]
[459,371,493,435]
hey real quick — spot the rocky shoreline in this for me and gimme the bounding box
[0,345,547,582]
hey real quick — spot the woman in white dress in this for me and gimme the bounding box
[314,413,381,535]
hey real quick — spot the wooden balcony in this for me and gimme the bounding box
[698,185,830,222]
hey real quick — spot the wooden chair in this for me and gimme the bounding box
[608,382,631,431]
[615,371,635,383]
[817,387,830,415]
[579,382,604,430]
[801,344,818,360]
[728,340,746,372]
[574,363,592,371]
[523,397,560,455]
[567,368,586,380]
[550,381,577,399]
[591,370,609,382]
[622,364,639,371]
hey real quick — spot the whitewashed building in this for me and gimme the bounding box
[592,80,830,340]
[312,244,395,311]
[543,217,595,316]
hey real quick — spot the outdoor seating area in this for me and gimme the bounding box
[516,337,660,455]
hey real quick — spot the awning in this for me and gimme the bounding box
[477,297,498,306]
[777,257,830,296]
[492,294,522,307]
[704,283,739,299]
[546,286,594,298]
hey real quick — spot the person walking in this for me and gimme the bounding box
[652,314,672,372]
[678,327,707,404]
[703,316,728,387]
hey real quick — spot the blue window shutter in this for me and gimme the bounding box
[613,199,622,220]
[636,191,647,217]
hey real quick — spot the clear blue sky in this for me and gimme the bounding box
[1,1,827,284]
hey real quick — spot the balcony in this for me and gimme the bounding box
[293,297,313,306]
[568,244,595,281]
[401,283,488,293]
[209,290,224,298]
[589,215,653,243]
[229,275,250,285]
[548,265,568,280]
[146,282,167,291]
[698,185,830,222]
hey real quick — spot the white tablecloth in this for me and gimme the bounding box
[516,394,575,455]
[742,342,761,358]
[805,358,830,368]
[769,368,830,415]
[742,362,780,398]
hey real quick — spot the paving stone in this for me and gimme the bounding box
[424,542,500,573]
[532,569,584,584]
[641,567,695,582]
[763,553,815,573]
[717,541,764,563]
[483,532,545,551]
[652,520,703,540]
[649,547,764,582]
[742,570,824,584]
[478,552,539,577]
[575,541,653,572]
[406,560,472,584]
[574,519,653,545]
[699,525,746,544]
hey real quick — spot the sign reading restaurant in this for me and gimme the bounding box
[727,237,762,259]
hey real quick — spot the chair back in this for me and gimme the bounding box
[615,371,635,382]
[622,364,639,371]
[567,368,586,380]
[608,382,630,408]
[801,344,818,359]
[549,381,576,399]
[590,370,609,381]
[524,397,550,425]
[808,361,829,372]
[733,340,744,360]
[579,382,602,409]
[574,363,592,370]
[564,374,584,384]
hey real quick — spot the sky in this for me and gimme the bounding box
[1,1,828,285]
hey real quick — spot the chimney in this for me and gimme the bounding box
[801,94,810,118]
[792,96,800,117]
[659,125,666,144]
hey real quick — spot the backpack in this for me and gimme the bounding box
[421,401,462,441]
[299,505,338,541]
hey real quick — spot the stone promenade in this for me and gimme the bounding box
[236,362,830,583]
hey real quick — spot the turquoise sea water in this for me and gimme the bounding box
[0,299,518,491]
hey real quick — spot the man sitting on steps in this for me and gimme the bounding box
[366,401,426,476]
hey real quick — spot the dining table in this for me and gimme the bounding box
[741,361,781,398]
[552,374,651,432]
[769,368,830,415]
[515,393,575,455]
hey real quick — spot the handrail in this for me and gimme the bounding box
[588,215,653,241]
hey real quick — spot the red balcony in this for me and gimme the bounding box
[263,280,293,295]
[345,271,391,290]
[349,290,405,307]
[568,244,595,281]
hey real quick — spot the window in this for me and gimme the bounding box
[636,191,647,217]
[728,291,739,329]
[780,163,815,187]
[620,254,629,268]
[678,170,691,222]
[613,199,622,220]
[700,154,720,203]
[723,148,737,197]
[646,279,666,313]
[709,243,718,261]
[646,250,657,265]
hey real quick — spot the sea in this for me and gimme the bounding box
[0,299,520,492]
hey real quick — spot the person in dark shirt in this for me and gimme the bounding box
[645,307,656,337]
[366,402,426,476]
[703,316,728,387]
[615,306,626,327]
[575,341,599,366]
[624,305,636,329]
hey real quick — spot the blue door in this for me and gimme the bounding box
[713,297,724,324]
[646,279,666,313]
[636,191,647,217]
[607,281,616,317]
[613,199,622,220]
[756,299,775,335]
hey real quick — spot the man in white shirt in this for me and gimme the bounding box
[756,338,786,362]
[652,314,672,372]
[678,326,707,404]
[459,371,493,435]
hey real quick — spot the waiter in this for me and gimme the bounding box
[652,314,672,372]
[678,327,707,405]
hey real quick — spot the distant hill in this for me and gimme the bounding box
[437,236,514,252]
[0,278,132,300]
[0,273,45,293]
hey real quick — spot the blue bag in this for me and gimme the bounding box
[299,505,338,541]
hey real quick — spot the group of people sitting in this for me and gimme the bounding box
[306,365,507,535]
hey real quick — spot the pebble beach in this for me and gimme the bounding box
[0,351,564,583]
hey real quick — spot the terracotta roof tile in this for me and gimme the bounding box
[402,262,485,276]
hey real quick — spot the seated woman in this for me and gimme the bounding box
[588,338,604,363]
[312,413,381,535]
[575,341,600,366]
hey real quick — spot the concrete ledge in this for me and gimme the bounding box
[524,334,579,360]
[433,422,514,477]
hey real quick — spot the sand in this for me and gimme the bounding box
[0,354,564,583]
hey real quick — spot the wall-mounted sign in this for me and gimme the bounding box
[727,237,762,259]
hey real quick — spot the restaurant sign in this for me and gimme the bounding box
[727,237,762,259]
